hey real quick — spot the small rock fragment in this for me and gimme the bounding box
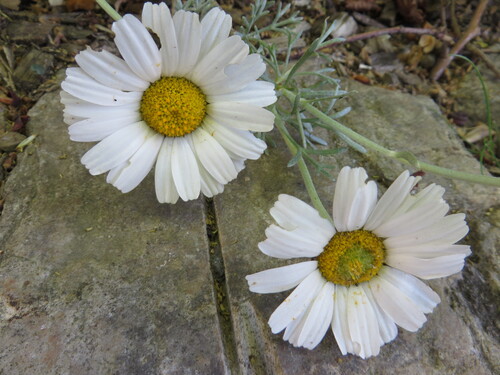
[0,132,26,152]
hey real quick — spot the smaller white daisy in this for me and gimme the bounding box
[246,166,471,359]
[61,2,276,203]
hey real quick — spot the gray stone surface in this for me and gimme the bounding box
[1,72,499,374]
[13,49,55,93]
[215,81,499,374]
[0,77,228,374]
[451,51,500,131]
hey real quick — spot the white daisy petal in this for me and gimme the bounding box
[385,253,468,279]
[172,10,202,76]
[64,113,84,125]
[202,117,267,160]
[62,97,140,119]
[155,138,179,204]
[62,68,143,106]
[191,36,249,85]
[270,194,334,240]
[283,308,308,345]
[391,183,445,218]
[75,48,149,92]
[199,7,232,58]
[246,261,318,294]
[346,285,381,359]
[208,102,275,132]
[332,167,378,232]
[208,81,277,107]
[390,243,471,258]
[81,121,150,175]
[385,213,469,249]
[60,90,80,106]
[141,2,179,76]
[268,270,325,334]
[231,157,246,173]
[106,130,163,193]
[201,54,266,95]
[195,156,225,198]
[106,160,126,184]
[171,136,201,201]
[264,225,327,257]
[369,274,427,332]
[374,201,449,238]
[69,113,140,142]
[378,267,440,313]
[258,237,312,259]
[331,285,354,355]
[112,14,161,82]
[361,283,398,344]
[364,171,420,230]
[297,282,335,349]
[345,181,378,231]
[191,127,237,185]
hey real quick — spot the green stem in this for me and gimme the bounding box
[273,111,333,222]
[96,0,122,21]
[282,89,500,187]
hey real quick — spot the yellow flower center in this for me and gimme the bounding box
[140,77,207,137]
[317,230,385,286]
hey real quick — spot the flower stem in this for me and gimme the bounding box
[282,89,500,187]
[273,110,333,223]
[96,0,122,21]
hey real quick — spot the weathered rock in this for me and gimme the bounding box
[60,25,94,40]
[0,131,26,152]
[214,79,499,374]
[13,49,55,93]
[451,51,500,130]
[0,74,229,374]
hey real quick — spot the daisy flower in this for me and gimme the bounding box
[246,166,470,359]
[60,2,276,203]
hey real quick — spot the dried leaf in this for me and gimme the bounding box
[461,123,494,144]
[352,74,371,85]
[396,0,425,25]
[66,0,95,11]
[419,34,436,54]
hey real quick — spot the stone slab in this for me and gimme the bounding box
[215,79,499,374]
[0,75,228,375]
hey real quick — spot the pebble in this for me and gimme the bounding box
[0,131,26,152]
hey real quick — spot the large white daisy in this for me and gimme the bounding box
[246,166,471,358]
[60,2,276,203]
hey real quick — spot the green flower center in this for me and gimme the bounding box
[317,230,385,286]
[140,77,207,137]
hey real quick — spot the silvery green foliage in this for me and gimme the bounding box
[238,0,354,177]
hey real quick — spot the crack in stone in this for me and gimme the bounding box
[205,197,240,375]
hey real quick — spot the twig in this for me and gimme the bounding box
[450,0,500,78]
[351,12,386,28]
[440,0,447,30]
[467,44,500,78]
[430,0,490,81]
[323,26,454,48]
[450,0,461,36]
